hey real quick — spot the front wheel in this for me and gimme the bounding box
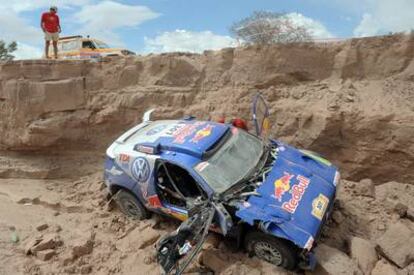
[114,190,150,220]
[245,231,298,270]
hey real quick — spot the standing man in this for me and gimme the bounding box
[41,6,61,59]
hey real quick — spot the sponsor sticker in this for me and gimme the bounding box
[131,157,151,183]
[136,145,155,154]
[165,124,185,136]
[304,236,314,251]
[117,153,130,169]
[300,149,332,166]
[194,161,209,172]
[282,175,310,214]
[146,194,163,208]
[140,181,149,198]
[146,124,167,136]
[118,153,130,163]
[191,124,214,143]
[166,122,205,144]
[311,193,329,220]
[274,172,294,201]
[242,201,251,208]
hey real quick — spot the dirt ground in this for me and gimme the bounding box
[1,157,413,275]
[1,34,414,274]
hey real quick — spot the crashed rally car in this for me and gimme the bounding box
[104,94,339,274]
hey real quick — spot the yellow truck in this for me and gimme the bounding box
[52,35,136,59]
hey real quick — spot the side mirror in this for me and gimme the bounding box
[142,109,155,122]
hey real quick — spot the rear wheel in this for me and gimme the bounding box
[245,231,298,270]
[115,190,149,220]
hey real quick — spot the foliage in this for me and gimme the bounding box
[230,11,312,45]
[0,41,17,61]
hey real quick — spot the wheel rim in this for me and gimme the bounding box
[254,241,283,265]
[123,199,141,217]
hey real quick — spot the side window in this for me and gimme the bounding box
[61,40,79,52]
[82,40,96,49]
[155,161,205,207]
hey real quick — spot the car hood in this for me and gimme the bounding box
[235,141,339,250]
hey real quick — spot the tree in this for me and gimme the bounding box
[0,41,17,61]
[230,11,312,45]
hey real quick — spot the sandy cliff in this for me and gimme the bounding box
[1,34,413,182]
[0,34,414,275]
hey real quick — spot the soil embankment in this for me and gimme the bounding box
[0,34,413,274]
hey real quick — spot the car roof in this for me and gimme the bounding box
[123,119,230,159]
[58,37,103,42]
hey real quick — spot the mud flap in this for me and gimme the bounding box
[156,200,216,275]
[252,92,270,139]
[298,251,317,271]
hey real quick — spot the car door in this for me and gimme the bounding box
[157,200,215,275]
[252,92,271,139]
[155,164,232,274]
[81,40,100,58]
[154,160,208,220]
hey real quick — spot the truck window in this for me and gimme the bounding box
[82,40,96,49]
[94,40,109,49]
[61,41,79,52]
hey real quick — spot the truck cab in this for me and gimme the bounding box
[50,35,136,59]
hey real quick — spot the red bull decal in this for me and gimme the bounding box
[274,172,294,201]
[169,122,205,144]
[191,124,214,143]
[282,175,310,214]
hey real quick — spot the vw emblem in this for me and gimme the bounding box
[131,157,150,183]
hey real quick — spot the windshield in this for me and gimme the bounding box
[94,40,109,49]
[195,128,263,193]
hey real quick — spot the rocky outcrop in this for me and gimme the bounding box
[314,244,362,274]
[376,222,414,268]
[349,237,377,274]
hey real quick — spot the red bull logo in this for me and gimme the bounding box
[282,175,310,214]
[191,125,214,143]
[274,172,294,201]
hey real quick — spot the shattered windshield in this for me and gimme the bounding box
[195,129,263,193]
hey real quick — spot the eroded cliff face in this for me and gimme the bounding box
[1,34,414,183]
[1,34,414,275]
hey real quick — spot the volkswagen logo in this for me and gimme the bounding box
[131,157,150,183]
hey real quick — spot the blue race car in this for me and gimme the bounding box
[104,94,339,273]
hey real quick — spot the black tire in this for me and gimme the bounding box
[114,189,150,220]
[245,231,298,270]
